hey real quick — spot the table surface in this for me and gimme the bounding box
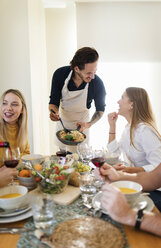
[0,207,161,248]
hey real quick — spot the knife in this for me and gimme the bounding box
[0,227,35,234]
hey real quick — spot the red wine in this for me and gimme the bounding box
[0,142,10,147]
[56,151,72,157]
[4,159,19,168]
[91,157,105,167]
[56,151,67,157]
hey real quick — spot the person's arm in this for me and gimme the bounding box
[101,184,161,236]
[49,67,67,121]
[108,112,118,143]
[0,166,18,187]
[76,111,104,132]
[100,163,161,191]
[49,104,59,121]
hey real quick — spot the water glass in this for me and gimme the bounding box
[31,193,55,236]
[79,173,96,203]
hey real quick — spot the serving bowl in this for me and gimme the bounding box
[32,161,75,194]
[104,152,119,165]
[0,185,28,210]
[17,175,37,190]
[56,130,86,146]
[110,180,143,206]
[21,154,44,165]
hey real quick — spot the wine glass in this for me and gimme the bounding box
[77,143,93,163]
[3,147,20,168]
[91,149,106,167]
[3,147,20,185]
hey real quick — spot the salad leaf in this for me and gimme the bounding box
[64,134,74,141]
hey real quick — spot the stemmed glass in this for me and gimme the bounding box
[77,143,93,163]
[3,147,20,168]
[3,147,20,184]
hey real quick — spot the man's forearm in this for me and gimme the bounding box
[118,164,161,191]
[88,111,104,126]
[121,208,161,236]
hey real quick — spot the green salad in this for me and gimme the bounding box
[32,163,71,194]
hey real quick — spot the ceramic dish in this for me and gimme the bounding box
[0,206,31,218]
[56,130,86,146]
[92,192,154,214]
[0,209,32,223]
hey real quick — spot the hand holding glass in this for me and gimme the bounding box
[3,147,20,168]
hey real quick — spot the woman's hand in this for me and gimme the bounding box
[101,184,136,225]
[0,166,18,187]
[108,112,118,127]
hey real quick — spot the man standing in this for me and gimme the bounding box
[49,47,106,152]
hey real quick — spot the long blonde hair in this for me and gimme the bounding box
[126,87,161,146]
[0,89,28,151]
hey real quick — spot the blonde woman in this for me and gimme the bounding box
[0,89,30,166]
[107,87,161,173]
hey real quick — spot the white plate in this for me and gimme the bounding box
[0,206,31,218]
[92,192,154,214]
[0,209,32,223]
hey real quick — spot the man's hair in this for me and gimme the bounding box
[70,47,99,70]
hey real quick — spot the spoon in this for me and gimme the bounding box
[0,205,30,214]
[24,162,57,186]
[50,109,70,133]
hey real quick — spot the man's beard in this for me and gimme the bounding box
[76,71,91,83]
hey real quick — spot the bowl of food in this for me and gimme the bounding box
[104,152,120,165]
[0,185,28,210]
[32,162,75,194]
[17,169,37,189]
[110,180,143,206]
[56,129,86,146]
[75,161,91,175]
[21,154,44,165]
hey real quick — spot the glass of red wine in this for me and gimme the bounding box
[91,150,106,168]
[3,147,20,168]
[3,147,20,185]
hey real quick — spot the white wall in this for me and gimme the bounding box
[76,2,161,61]
[0,0,33,151]
[45,3,77,154]
[28,0,50,155]
[0,0,50,155]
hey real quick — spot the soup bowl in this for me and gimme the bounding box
[0,185,28,210]
[21,154,44,166]
[110,180,143,206]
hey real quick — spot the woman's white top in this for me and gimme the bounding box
[107,123,161,172]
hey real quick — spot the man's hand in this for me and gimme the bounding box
[76,122,91,132]
[49,104,59,121]
[101,184,136,225]
[100,163,121,181]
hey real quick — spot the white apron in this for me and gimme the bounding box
[55,70,90,153]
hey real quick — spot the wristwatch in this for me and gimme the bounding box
[135,209,144,229]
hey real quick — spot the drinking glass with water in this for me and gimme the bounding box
[31,193,55,236]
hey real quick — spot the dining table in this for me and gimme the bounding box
[0,196,161,248]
